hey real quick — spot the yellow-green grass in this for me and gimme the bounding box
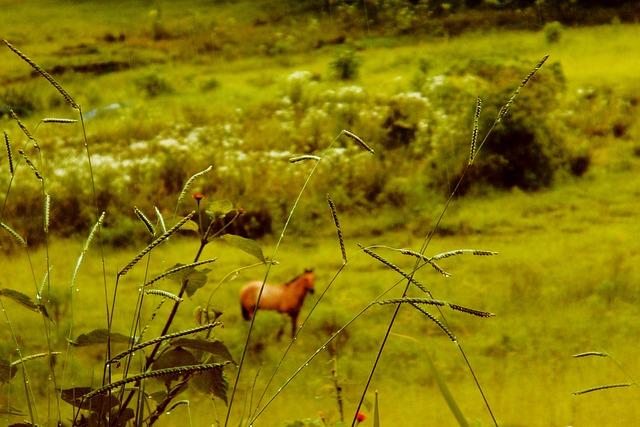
[2,159,640,425]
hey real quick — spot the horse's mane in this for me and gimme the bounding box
[283,269,313,286]
[283,273,303,286]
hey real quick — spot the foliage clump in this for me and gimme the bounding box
[544,21,563,43]
[425,57,581,193]
[331,49,361,81]
[134,73,175,98]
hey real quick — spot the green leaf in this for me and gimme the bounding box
[180,220,200,233]
[61,387,120,412]
[192,365,228,405]
[0,289,49,319]
[170,338,236,364]
[70,329,132,347]
[206,199,234,217]
[425,352,469,427]
[166,263,212,297]
[185,269,210,297]
[221,234,265,262]
[0,357,18,383]
[152,347,198,387]
[197,201,241,239]
[190,200,234,236]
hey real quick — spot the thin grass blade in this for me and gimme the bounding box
[425,352,469,427]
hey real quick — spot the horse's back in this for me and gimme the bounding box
[240,281,287,312]
[240,281,262,304]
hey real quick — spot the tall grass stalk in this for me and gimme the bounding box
[225,154,321,426]
[0,297,37,425]
[118,241,154,408]
[572,351,639,396]
[249,194,349,418]
[38,169,61,422]
[0,133,24,222]
[0,127,38,421]
[7,109,62,422]
[3,41,112,406]
[61,212,105,419]
[351,55,549,427]
[112,210,199,422]
[226,130,372,425]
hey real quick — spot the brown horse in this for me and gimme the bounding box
[240,269,315,338]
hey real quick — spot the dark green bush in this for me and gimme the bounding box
[201,77,220,92]
[544,21,563,43]
[134,73,174,98]
[0,85,43,117]
[427,57,578,193]
[331,49,361,81]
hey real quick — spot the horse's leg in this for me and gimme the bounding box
[290,311,299,339]
[276,317,286,341]
[241,303,252,320]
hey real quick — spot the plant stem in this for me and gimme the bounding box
[225,156,323,426]
[116,239,207,421]
[350,106,506,427]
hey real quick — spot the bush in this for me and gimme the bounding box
[331,49,361,81]
[426,57,574,193]
[134,73,174,97]
[0,85,43,117]
[201,77,220,92]
[544,21,563,43]
[381,91,432,149]
[569,153,591,177]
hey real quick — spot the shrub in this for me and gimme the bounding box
[331,48,361,81]
[426,57,573,193]
[381,91,432,149]
[201,77,220,92]
[284,70,318,107]
[134,73,174,97]
[544,21,563,43]
[569,153,591,177]
[0,85,43,117]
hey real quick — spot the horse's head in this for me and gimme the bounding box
[302,268,315,294]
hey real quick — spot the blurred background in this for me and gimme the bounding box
[1,0,639,245]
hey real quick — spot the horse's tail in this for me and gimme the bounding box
[241,303,251,321]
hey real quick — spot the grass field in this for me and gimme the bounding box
[2,1,640,426]
[3,160,640,425]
